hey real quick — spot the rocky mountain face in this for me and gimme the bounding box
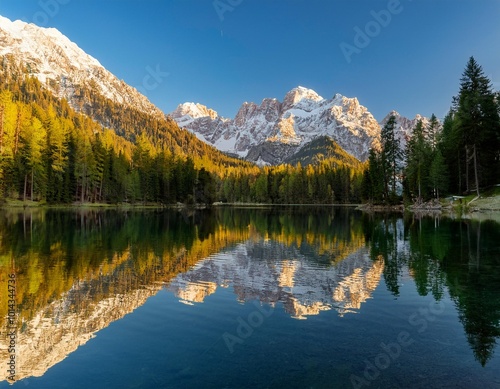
[0,15,165,119]
[0,15,434,167]
[171,88,439,165]
[171,86,382,164]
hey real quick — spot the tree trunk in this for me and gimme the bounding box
[23,174,27,202]
[392,156,397,199]
[30,170,34,201]
[473,144,480,197]
[465,145,470,193]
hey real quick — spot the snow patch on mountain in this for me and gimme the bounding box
[0,15,164,119]
[171,86,382,163]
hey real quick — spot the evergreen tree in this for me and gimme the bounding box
[455,57,500,195]
[405,120,432,202]
[425,114,440,151]
[429,149,448,199]
[254,173,268,203]
[439,111,463,193]
[363,148,384,203]
[19,116,46,200]
[380,115,402,203]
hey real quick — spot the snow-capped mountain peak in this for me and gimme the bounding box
[170,102,222,130]
[0,15,164,119]
[282,86,324,112]
[0,15,102,78]
[170,86,383,164]
[173,102,219,120]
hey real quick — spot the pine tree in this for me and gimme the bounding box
[19,116,46,200]
[455,57,500,195]
[429,149,448,199]
[0,91,17,198]
[425,114,440,151]
[380,115,402,203]
[439,111,463,193]
[254,173,268,203]
[364,148,384,203]
[405,120,432,202]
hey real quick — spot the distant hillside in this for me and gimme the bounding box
[284,136,363,169]
[0,58,257,205]
[0,15,253,173]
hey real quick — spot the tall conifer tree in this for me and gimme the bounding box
[455,57,500,195]
[380,115,402,203]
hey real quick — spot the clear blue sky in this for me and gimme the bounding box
[1,0,499,121]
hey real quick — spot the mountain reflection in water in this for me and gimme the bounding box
[0,207,499,386]
[168,241,384,318]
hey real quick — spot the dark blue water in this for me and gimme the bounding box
[1,208,499,388]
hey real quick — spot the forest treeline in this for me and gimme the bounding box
[0,57,253,205]
[0,56,365,205]
[364,57,500,204]
[0,56,498,206]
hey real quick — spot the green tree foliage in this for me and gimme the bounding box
[425,114,440,151]
[365,57,499,203]
[362,149,384,203]
[364,116,402,204]
[403,118,449,202]
[0,56,257,206]
[381,115,403,202]
[452,57,500,195]
[0,55,370,206]
[405,120,431,202]
[18,116,46,200]
[428,148,448,199]
[217,162,365,205]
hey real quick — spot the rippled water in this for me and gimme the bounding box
[0,208,499,388]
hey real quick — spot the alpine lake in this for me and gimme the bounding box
[1,207,499,389]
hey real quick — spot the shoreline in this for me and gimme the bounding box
[2,199,500,222]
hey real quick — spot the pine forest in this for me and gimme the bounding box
[0,56,499,207]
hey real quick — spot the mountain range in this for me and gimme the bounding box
[0,14,433,166]
[171,89,432,164]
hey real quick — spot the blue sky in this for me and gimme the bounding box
[1,0,499,121]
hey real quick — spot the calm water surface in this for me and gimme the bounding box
[0,208,499,388]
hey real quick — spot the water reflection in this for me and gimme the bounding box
[0,208,499,385]
[168,241,384,318]
[364,213,500,366]
[0,208,246,382]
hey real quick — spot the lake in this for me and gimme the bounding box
[0,207,499,388]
